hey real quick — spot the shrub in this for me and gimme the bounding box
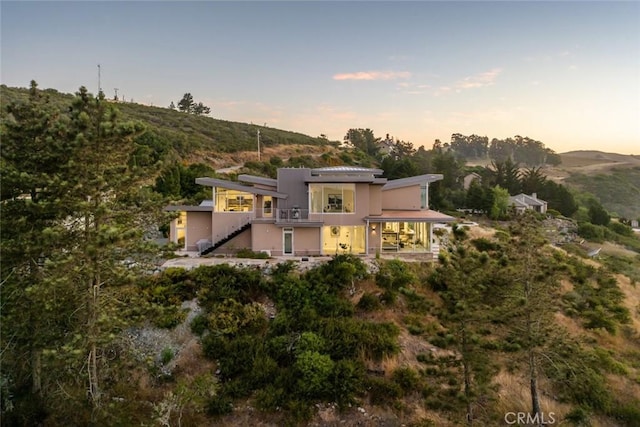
[376,259,417,291]
[294,351,334,398]
[392,367,421,394]
[330,359,365,407]
[357,292,382,311]
[366,376,402,406]
[160,347,174,365]
[235,248,270,259]
[206,396,233,417]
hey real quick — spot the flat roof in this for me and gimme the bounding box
[365,209,455,222]
[196,177,288,199]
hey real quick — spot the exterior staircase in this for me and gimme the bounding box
[200,222,252,256]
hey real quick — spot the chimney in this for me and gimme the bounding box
[532,193,537,199]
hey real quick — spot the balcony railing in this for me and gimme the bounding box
[276,208,310,223]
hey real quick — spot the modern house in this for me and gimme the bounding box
[166,166,454,257]
[508,193,548,214]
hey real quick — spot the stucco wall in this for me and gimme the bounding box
[368,185,383,216]
[251,223,282,255]
[211,229,252,254]
[211,212,253,244]
[185,212,213,251]
[382,185,421,210]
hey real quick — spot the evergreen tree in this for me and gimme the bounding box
[430,232,498,425]
[177,93,194,113]
[500,214,564,426]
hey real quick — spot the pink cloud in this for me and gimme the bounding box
[333,70,411,81]
[455,68,502,90]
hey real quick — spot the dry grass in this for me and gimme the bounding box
[493,370,572,422]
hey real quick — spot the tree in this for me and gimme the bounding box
[520,167,546,195]
[430,231,498,425]
[499,214,564,426]
[177,93,210,116]
[587,199,610,226]
[488,159,521,195]
[344,128,379,157]
[0,81,77,420]
[168,101,176,110]
[177,93,194,113]
[490,186,510,220]
[2,84,163,420]
[192,102,211,116]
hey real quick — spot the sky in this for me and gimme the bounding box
[1,1,639,155]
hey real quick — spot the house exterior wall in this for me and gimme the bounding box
[277,168,310,210]
[368,185,383,216]
[293,228,322,256]
[382,185,421,210]
[210,229,252,255]
[210,212,253,245]
[251,223,282,255]
[184,212,213,251]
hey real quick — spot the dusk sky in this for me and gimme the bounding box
[2,1,639,154]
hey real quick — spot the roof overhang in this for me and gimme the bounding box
[196,177,288,199]
[164,205,212,212]
[365,209,455,222]
[238,174,278,188]
[382,174,443,191]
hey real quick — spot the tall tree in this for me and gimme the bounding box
[430,231,497,425]
[520,167,546,195]
[500,214,563,426]
[0,81,76,420]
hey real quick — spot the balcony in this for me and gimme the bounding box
[275,208,323,227]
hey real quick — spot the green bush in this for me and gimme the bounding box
[376,259,417,291]
[330,359,365,407]
[366,376,402,406]
[392,367,421,394]
[294,351,334,398]
[357,292,382,311]
[235,248,270,259]
[207,395,233,417]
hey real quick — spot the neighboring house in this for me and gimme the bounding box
[508,193,547,214]
[166,166,454,257]
[462,172,481,190]
[377,134,396,157]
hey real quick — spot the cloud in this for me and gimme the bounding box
[455,68,502,90]
[333,70,411,81]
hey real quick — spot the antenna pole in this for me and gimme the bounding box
[257,129,261,161]
[97,64,101,94]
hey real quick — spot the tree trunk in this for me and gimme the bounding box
[529,349,541,427]
[31,349,42,396]
[462,326,473,426]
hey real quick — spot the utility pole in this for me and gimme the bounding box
[114,88,119,101]
[257,129,261,161]
[97,64,101,95]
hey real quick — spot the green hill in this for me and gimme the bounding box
[0,84,331,161]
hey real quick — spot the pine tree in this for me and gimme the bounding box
[0,81,77,419]
[430,233,498,425]
[500,213,563,426]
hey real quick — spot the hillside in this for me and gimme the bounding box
[0,84,333,165]
[549,152,640,219]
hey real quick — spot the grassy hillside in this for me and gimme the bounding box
[0,84,332,161]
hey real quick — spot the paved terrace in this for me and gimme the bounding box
[160,251,437,271]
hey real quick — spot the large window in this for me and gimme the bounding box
[322,225,365,254]
[382,221,430,252]
[214,189,254,212]
[309,183,355,214]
